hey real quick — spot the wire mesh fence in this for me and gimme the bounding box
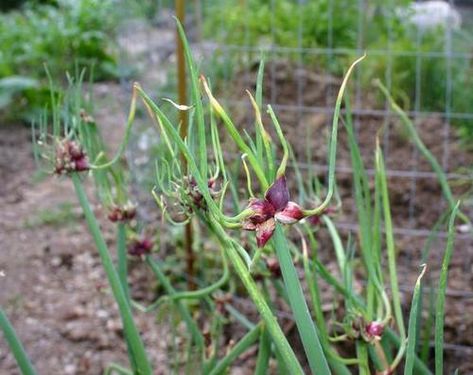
[191,0,471,236]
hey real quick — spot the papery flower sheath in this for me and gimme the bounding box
[242,176,305,247]
[275,201,305,224]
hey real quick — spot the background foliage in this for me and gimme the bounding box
[0,0,118,121]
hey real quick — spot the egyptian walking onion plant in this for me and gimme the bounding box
[0,22,468,375]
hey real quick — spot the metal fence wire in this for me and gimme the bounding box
[187,0,471,235]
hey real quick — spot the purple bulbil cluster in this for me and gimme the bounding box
[108,203,137,223]
[54,140,89,175]
[128,237,153,257]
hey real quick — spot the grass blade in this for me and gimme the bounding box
[255,58,265,168]
[175,19,208,178]
[209,324,261,375]
[435,202,460,375]
[272,225,330,374]
[404,264,427,375]
[376,143,405,340]
[254,325,271,375]
[117,223,130,303]
[0,308,37,375]
[305,54,365,216]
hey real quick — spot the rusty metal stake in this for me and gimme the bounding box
[175,0,196,290]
